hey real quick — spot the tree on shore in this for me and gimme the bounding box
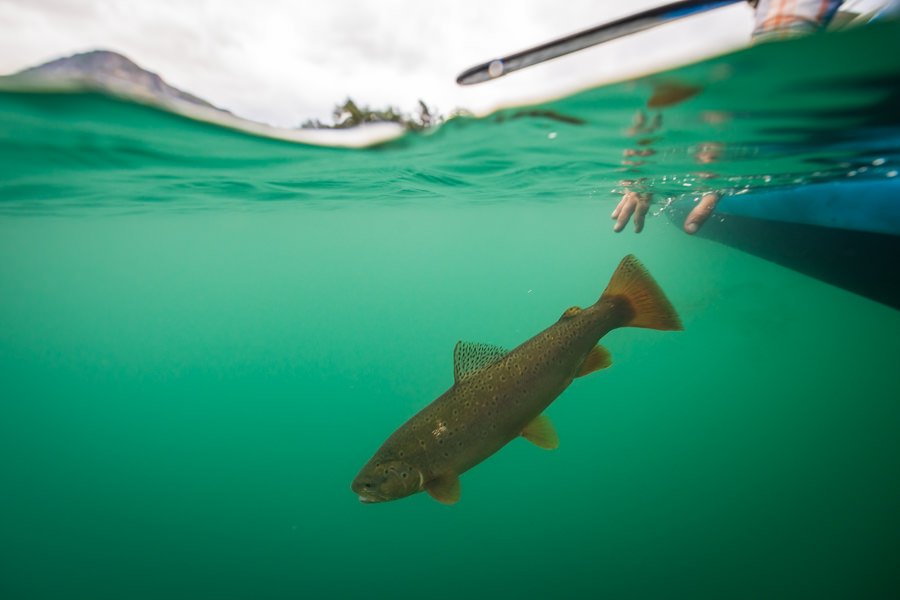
[300,98,442,131]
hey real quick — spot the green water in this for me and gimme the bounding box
[1,23,899,600]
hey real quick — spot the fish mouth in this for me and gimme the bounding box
[357,492,385,504]
[353,483,384,504]
[352,481,384,504]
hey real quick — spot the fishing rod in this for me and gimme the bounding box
[456,0,745,85]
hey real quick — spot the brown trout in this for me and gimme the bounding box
[351,254,682,504]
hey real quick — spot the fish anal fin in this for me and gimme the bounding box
[600,255,683,331]
[453,341,509,382]
[521,414,559,450]
[577,345,612,377]
[424,473,461,504]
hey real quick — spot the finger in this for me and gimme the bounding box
[613,196,637,232]
[611,198,625,219]
[633,194,651,233]
[684,192,720,234]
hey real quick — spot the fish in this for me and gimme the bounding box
[351,254,682,505]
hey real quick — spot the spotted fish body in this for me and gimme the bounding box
[352,255,682,504]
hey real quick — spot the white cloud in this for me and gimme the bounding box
[0,0,755,126]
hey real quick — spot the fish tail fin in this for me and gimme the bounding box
[600,255,683,331]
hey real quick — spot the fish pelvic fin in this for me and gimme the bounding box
[521,414,559,450]
[424,472,461,504]
[600,255,683,331]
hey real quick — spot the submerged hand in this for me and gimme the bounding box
[611,190,651,233]
[612,190,721,235]
[683,192,721,234]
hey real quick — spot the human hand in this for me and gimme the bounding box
[611,190,651,233]
[683,192,721,234]
[612,190,721,234]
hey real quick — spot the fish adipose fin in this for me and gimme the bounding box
[600,255,683,331]
[577,345,612,377]
[425,472,461,504]
[453,341,509,382]
[521,414,559,449]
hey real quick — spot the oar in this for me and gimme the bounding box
[456,0,745,85]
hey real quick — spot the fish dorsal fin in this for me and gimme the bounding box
[577,345,612,378]
[453,341,509,382]
[425,472,461,504]
[522,414,559,450]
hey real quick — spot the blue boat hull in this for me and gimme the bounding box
[668,180,900,309]
[711,180,900,236]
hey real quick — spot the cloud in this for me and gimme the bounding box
[0,0,755,126]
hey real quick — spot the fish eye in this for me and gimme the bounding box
[364,483,372,488]
[401,473,407,478]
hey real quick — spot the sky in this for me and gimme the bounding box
[0,0,764,127]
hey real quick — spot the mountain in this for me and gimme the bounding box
[0,49,406,148]
[1,49,225,112]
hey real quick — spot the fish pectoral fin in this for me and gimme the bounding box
[521,414,559,450]
[453,341,509,382]
[577,345,612,378]
[424,473,461,504]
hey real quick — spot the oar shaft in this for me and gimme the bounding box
[456,0,744,85]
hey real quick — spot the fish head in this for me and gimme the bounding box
[351,459,423,504]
